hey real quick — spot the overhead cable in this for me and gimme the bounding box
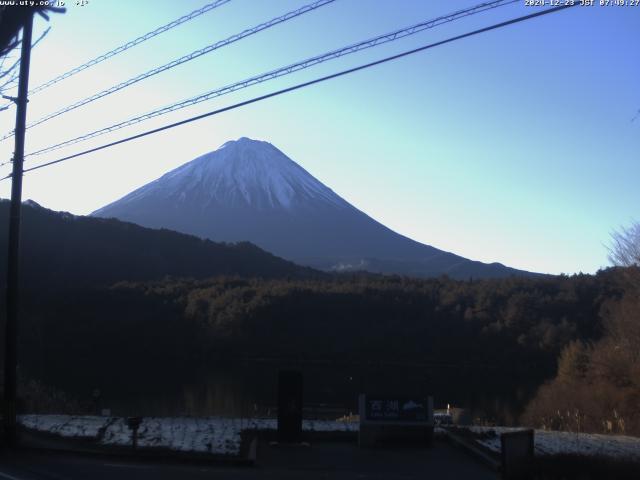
[0,3,577,181]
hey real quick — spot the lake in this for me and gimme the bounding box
[56,359,544,426]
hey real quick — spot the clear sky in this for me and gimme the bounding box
[0,0,637,275]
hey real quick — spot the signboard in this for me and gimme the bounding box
[364,397,430,422]
[358,394,435,447]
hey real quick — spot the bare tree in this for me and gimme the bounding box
[608,221,640,267]
[0,6,63,104]
[0,5,63,56]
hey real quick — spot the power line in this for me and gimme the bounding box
[0,27,51,100]
[25,0,518,159]
[0,0,335,142]
[0,1,231,112]
[0,3,577,182]
[32,0,231,96]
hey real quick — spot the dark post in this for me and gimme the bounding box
[277,370,303,443]
[501,429,535,480]
[126,417,143,449]
[3,11,34,446]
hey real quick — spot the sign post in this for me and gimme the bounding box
[277,370,303,443]
[358,394,434,447]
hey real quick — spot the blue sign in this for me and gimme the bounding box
[365,397,429,421]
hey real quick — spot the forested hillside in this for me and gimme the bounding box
[18,269,626,399]
[0,200,318,290]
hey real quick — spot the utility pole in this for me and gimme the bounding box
[3,10,34,447]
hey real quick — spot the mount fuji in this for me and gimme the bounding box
[92,137,531,279]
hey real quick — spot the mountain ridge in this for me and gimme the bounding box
[0,199,318,291]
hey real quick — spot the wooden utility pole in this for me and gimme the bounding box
[3,10,34,447]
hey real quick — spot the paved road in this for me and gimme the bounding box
[0,441,498,479]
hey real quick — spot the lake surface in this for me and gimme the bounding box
[61,360,543,426]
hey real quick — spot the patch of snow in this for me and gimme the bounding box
[18,414,109,439]
[464,426,640,461]
[23,415,637,461]
[18,415,359,457]
[128,417,240,455]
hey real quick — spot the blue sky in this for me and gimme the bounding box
[0,0,637,274]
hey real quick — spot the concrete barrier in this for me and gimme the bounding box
[501,429,534,479]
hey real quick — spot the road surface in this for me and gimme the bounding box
[0,440,498,479]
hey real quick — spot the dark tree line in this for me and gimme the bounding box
[15,268,628,412]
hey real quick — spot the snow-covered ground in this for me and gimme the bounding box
[19,415,109,440]
[460,426,640,461]
[21,415,637,460]
[18,415,358,457]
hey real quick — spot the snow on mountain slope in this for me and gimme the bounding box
[93,137,533,279]
[107,137,349,212]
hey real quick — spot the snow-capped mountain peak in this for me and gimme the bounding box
[118,137,347,212]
